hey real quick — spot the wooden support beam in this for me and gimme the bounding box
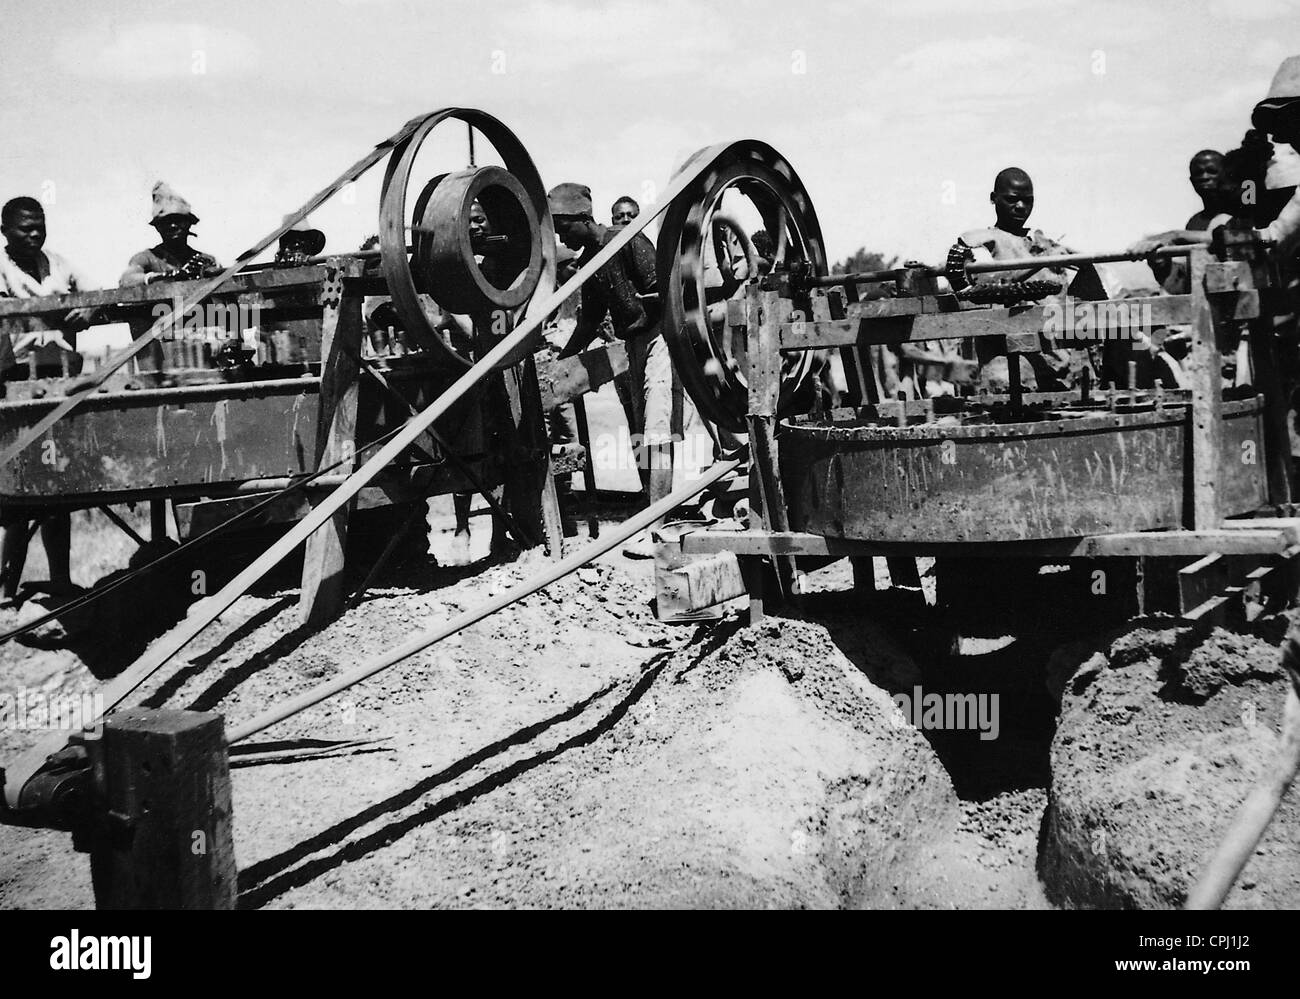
[654,550,744,621]
[149,499,168,542]
[1178,553,1262,615]
[299,263,364,627]
[1187,248,1224,530]
[780,295,1196,350]
[86,708,236,910]
[535,342,629,411]
[676,527,1300,559]
[498,353,565,557]
[746,289,796,616]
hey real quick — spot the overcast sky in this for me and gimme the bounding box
[2,0,1297,289]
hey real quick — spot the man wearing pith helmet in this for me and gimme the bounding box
[120,181,220,287]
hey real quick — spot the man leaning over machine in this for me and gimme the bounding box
[548,182,669,558]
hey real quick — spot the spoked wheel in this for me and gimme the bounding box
[657,140,827,434]
[378,109,555,368]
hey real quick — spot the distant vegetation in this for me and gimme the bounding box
[832,248,897,275]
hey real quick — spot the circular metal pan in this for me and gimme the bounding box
[378,109,555,368]
[657,140,826,434]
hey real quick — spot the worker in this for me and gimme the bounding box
[274,215,326,267]
[1149,151,1233,292]
[120,182,220,288]
[1131,56,1300,483]
[611,196,640,228]
[550,182,667,557]
[0,196,97,600]
[1130,57,1300,261]
[947,166,1108,391]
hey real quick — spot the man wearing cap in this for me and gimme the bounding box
[120,181,221,287]
[549,181,669,557]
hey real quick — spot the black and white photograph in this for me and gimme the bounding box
[0,0,1296,952]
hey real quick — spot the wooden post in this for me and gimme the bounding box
[1187,247,1224,530]
[149,499,167,542]
[1248,314,1293,507]
[87,708,236,910]
[745,287,796,620]
[499,352,565,557]
[572,395,600,539]
[300,261,364,626]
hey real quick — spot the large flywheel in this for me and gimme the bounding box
[378,109,556,368]
[657,140,827,434]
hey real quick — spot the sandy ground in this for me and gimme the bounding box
[0,492,1056,909]
[2,381,1289,909]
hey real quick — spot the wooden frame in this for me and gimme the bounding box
[658,246,1300,623]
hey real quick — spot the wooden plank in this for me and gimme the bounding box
[748,289,783,417]
[1187,248,1223,530]
[677,528,1298,559]
[1178,553,1264,615]
[0,264,335,317]
[87,708,236,909]
[499,354,565,556]
[1205,261,1255,293]
[1220,518,1300,542]
[299,269,363,627]
[748,290,795,609]
[780,295,1193,350]
[655,550,745,620]
[536,342,629,410]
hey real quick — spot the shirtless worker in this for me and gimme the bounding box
[947,167,1112,391]
[0,197,97,600]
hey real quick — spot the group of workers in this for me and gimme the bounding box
[0,181,223,599]
[4,54,1300,598]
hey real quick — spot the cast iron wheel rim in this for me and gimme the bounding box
[378,108,556,368]
[658,140,826,434]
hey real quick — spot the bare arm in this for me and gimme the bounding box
[119,251,164,287]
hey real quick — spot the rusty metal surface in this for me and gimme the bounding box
[0,367,488,502]
[780,399,1269,543]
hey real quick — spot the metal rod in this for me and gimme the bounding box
[811,245,1194,288]
[228,457,741,744]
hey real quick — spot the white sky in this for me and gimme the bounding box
[2,0,1297,290]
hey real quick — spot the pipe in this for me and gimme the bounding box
[227,457,741,743]
[810,245,1194,288]
[1186,655,1300,909]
